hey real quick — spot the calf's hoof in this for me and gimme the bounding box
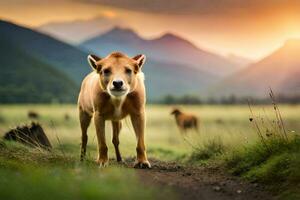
[134,160,151,169]
[96,159,109,168]
[116,157,123,163]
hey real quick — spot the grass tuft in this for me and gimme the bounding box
[189,137,226,162]
[224,136,300,178]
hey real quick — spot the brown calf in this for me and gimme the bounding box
[171,108,199,134]
[28,111,39,119]
[78,52,150,168]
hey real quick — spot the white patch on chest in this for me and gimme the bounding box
[111,96,125,119]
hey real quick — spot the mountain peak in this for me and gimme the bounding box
[103,26,141,40]
[157,32,188,43]
[109,26,134,33]
[154,32,199,50]
[159,32,180,40]
[91,26,142,42]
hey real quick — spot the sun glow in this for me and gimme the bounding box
[1,0,300,59]
[101,10,117,19]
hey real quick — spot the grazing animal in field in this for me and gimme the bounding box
[64,113,70,121]
[78,52,150,168]
[28,111,39,119]
[171,108,199,134]
[3,122,52,150]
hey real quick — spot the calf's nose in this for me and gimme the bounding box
[113,80,123,89]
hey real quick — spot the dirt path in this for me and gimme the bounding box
[127,158,275,200]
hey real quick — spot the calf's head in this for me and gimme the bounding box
[171,108,182,115]
[88,52,146,98]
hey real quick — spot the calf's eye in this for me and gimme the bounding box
[103,69,111,75]
[125,68,132,75]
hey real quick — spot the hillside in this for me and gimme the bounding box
[142,59,217,99]
[0,38,77,103]
[80,27,240,77]
[211,39,300,98]
[0,20,89,85]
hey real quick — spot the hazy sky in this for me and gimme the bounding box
[1,0,300,60]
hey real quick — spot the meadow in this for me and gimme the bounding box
[1,104,299,158]
[0,104,299,199]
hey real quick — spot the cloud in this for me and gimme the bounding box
[79,0,300,16]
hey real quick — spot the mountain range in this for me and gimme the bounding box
[0,20,220,101]
[1,19,299,102]
[80,27,241,77]
[211,39,300,98]
[38,18,251,72]
[79,27,247,98]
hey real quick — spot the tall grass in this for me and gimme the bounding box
[247,89,290,151]
[224,90,300,199]
[187,90,300,198]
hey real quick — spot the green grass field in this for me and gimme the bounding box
[0,104,299,158]
[0,104,299,199]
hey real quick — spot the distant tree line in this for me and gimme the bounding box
[153,94,300,105]
[158,94,202,105]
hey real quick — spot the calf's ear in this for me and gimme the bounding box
[87,54,101,71]
[132,54,146,71]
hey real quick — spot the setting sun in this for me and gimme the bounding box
[101,10,117,19]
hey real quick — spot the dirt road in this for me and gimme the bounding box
[127,159,275,200]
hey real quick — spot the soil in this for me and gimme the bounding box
[124,158,276,200]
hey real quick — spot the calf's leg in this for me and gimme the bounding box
[79,110,91,161]
[94,112,108,167]
[130,112,151,168]
[112,121,122,162]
